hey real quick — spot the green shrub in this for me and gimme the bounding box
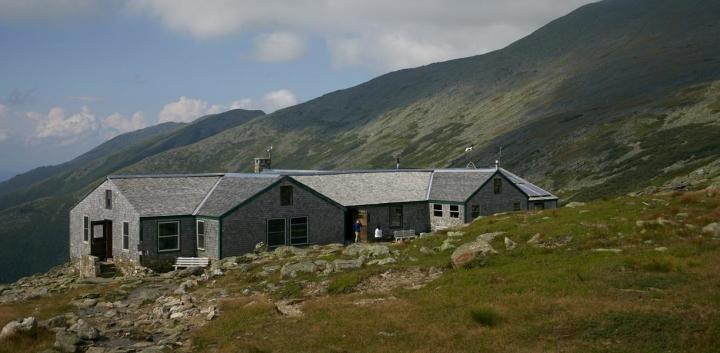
[470,307,502,327]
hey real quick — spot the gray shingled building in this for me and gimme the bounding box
[69,164,557,269]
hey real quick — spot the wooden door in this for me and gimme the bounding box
[358,209,368,242]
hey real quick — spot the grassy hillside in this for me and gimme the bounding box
[2,190,717,352]
[0,109,265,283]
[187,190,720,353]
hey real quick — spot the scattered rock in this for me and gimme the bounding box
[332,257,365,271]
[565,201,586,208]
[451,241,497,268]
[40,314,69,329]
[342,243,390,258]
[527,233,541,245]
[70,318,99,340]
[476,232,505,243]
[54,330,81,353]
[274,246,307,257]
[654,247,668,252]
[0,316,37,340]
[702,222,720,237]
[438,238,458,252]
[280,261,318,279]
[447,231,465,237]
[419,246,436,255]
[254,241,268,253]
[504,237,517,250]
[275,299,304,317]
[366,257,396,266]
[591,248,623,254]
[85,347,107,353]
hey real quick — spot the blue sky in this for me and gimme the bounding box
[0,0,593,175]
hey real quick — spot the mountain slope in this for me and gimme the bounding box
[0,109,265,282]
[122,0,720,198]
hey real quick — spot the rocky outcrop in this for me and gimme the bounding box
[0,316,36,340]
[451,241,497,268]
[342,243,390,258]
[703,222,720,236]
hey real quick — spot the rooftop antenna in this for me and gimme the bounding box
[266,145,273,159]
[395,157,401,169]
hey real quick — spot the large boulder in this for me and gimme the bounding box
[54,330,81,353]
[342,243,390,258]
[280,261,318,279]
[451,241,497,268]
[0,316,36,340]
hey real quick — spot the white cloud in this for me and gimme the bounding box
[158,96,223,123]
[251,31,306,63]
[229,89,298,113]
[25,106,97,145]
[127,0,595,71]
[103,111,147,138]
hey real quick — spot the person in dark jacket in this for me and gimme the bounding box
[353,219,362,243]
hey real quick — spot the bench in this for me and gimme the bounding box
[173,257,210,271]
[393,229,418,243]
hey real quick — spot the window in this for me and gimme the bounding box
[157,221,180,252]
[389,205,403,228]
[471,205,480,219]
[105,189,112,209]
[83,216,89,242]
[267,219,286,247]
[290,217,308,245]
[280,185,293,206]
[122,222,129,250]
[449,205,460,218]
[433,204,443,217]
[493,178,502,194]
[513,202,522,211]
[197,220,205,250]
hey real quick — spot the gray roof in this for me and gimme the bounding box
[292,171,433,206]
[498,168,557,199]
[195,174,280,217]
[110,175,222,217]
[428,169,496,202]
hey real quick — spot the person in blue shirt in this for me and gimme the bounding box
[353,219,362,243]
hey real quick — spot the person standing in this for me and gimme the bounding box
[374,225,383,242]
[354,219,362,243]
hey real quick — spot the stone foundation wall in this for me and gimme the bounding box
[75,255,100,278]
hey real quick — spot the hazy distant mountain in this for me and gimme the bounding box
[0,109,265,282]
[2,0,720,282]
[0,170,17,182]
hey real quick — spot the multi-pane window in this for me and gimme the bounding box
[389,205,403,228]
[267,219,286,247]
[157,221,180,252]
[513,202,522,211]
[197,220,205,250]
[433,204,443,217]
[280,185,293,206]
[83,216,89,242]
[493,178,502,194]
[290,217,308,245]
[122,222,129,250]
[471,205,480,219]
[105,189,113,209]
[449,205,460,218]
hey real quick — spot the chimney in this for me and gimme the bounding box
[254,157,271,173]
[495,160,499,170]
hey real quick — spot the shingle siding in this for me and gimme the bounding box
[220,179,345,257]
[465,173,528,218]
[138,216,197,268]
[69,180,140,263]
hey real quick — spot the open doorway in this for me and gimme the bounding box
[346,208,368,243]
[90,220,113,260]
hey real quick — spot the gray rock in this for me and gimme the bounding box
[280,261,318,279]
[40,315,69,329]
[438,239,457,252]
[476,232,505,243]
[332,257,364,271]
[254,241,268,253]
[450,241,497,268]
[275,299,303,317]
[565,201,586,208]
[527,233,541,245]
[342,243,390,258]
[0,316,36,339]
[447,231,465,237]
[85,347,106,353]
[703,222,720,236]
[274,246,307,257]
[591,248,623,254]
[70,318,99,340]
[419,246,436,255]
[366,257,396,266]
[54,330,81,353]
[504,237,517,250]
